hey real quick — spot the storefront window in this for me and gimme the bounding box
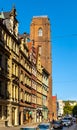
[4,106,7,118]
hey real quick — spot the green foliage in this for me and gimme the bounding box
[63,101,73,115]
[72,105,77,116]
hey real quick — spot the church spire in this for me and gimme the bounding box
[10,5,17,17]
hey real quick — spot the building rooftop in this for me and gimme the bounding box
[33,15,48,18]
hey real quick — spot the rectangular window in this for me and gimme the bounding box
[12,62,14,75]
[0,81,2,96]
[0,54,2,67]
[12,85,14,100]
[5,58,8,72]
[15,86,18,100]
[0,27,2,39]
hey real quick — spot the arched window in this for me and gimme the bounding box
[38,28,43,36]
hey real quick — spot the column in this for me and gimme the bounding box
[21,111,23,125]
[2,106,4,119]
[15,106,19,126]
[7,105,12,126]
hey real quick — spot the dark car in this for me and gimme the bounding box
[52,120,63,129]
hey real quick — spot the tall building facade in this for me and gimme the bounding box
[19,33,32,125]
[28,41,37,123]
[0,20,11,127]
[30,16,52,120]
[57,100,64,118]
[52,96,57,120]
[0,7,19,126]
[0,7,52,127]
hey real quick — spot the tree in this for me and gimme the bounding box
[72,105,77,117]
[63,101,73,115]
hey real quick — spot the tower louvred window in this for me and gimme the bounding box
[38,28,43,36]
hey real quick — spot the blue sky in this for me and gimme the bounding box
[0,0,77,101]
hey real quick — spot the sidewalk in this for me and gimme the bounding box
[0,123,39,130]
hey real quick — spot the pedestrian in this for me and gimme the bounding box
[52,119,54,124]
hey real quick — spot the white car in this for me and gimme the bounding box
[62,117,72,126]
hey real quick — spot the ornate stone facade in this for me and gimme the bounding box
[0,8,52,127]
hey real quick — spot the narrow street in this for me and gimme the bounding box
[53,124,77,130]
[0,123,77,130]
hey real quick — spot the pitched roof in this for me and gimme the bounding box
[0,7,18,22]
[0,11,11,19]
[3,12,10,18]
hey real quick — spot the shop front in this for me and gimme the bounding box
[36,108,43,122]
[42,106,48,121]
[19,107,34,125]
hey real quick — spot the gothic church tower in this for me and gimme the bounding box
[30,16,52,120]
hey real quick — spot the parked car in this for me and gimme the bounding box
[62,117,72,126]
[38,122,53,130]
[52,120,63,129]
[20,126,39,130]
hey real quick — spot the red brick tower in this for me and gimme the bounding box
[30,16,52,120]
